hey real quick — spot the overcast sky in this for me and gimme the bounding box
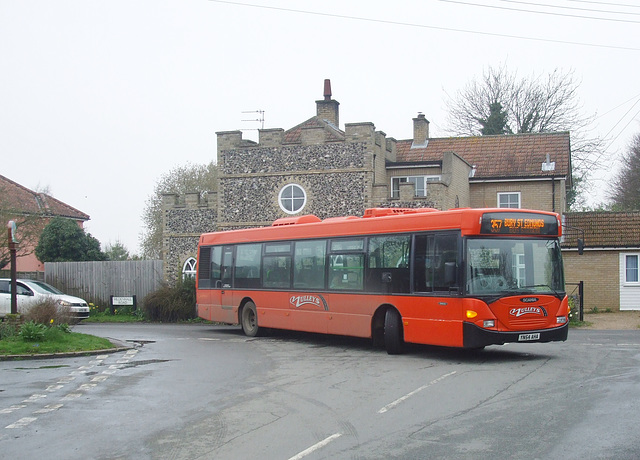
[1,0,638,255]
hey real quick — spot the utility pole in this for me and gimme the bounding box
[7,221,18,315]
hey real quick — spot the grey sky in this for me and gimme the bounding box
[1,0,638,254]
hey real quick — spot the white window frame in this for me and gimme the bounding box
[391,175,441,198]
[182,257,197,279]
[278,183,307,215]
[624,253,639,284]
[497,192,521,209]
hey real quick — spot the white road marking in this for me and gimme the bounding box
[288,433,342,460]
[6,417,37,429]
[22,394,47,403]
[78,383,97,391]
[33,404,63,414]
[378,371,457,414]
[0,405,26,414]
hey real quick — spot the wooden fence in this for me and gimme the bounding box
[45,260,164,308]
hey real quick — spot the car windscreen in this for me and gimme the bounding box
[29,281,64,295]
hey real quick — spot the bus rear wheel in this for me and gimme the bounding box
[241,302,260,337]
[384,308,404,355]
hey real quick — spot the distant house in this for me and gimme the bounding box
[161,80,573,281]
[563,212,640,311]
[0,174,89,275]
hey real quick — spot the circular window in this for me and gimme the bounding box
[278,184,307,214]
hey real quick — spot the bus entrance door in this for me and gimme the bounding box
[218,246,236,324]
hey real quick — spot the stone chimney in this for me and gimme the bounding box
[411,113,430,148]
[316,79,340,127]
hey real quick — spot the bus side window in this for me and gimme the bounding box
[263,255,292,289]
[235,244,262,288]
[329,254,364,290]
[293,240,326,290]
[329,238,365,291]
[366,235,410,293]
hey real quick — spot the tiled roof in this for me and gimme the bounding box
[563,211,640,249]
[395,132,571,179]
[0,174,89,221]
[283,116,345,144]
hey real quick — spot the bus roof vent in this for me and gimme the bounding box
[323,216,361,223]
[363,207,439,218]
[272,215,322,226]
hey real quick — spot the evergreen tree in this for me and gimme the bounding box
[477,101,512,135]
[35,217,107,262]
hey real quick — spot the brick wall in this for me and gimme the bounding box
[470,179,565,213]
[563,250,620,311]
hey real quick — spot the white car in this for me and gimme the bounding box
[0,279,90,320]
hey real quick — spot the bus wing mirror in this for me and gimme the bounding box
[444,262,457,285]
[577,238,584,255]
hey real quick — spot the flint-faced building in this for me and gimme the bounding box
[163,80,571,281]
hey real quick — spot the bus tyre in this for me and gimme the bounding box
[384,309,404,355]
[241,302,260,337]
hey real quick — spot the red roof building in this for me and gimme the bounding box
[0,174,89,274]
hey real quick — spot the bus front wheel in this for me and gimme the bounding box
[241,302,260,337]
[384,309,404,355]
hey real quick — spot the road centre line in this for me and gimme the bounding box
[378,371,457,414]
[287,433,342,460]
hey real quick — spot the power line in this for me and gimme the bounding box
[208,0,640,52]
[566,0,640,10]
[496,0,640,16]
[438,0,640,24]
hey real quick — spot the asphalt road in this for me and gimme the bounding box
[1,324,639,460]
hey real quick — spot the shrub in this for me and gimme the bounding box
[143,277,196,322]
[22,297,75,326]
[19,321,47,341]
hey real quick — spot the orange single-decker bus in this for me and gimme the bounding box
[196,207,568,353]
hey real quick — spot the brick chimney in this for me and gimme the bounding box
[316,79,339,127]
[411,113,430,148]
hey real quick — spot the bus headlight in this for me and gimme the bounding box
[556,316,567,324]
[483,320,495,328]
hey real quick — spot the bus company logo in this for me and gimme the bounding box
[520,297,539,303]
[290,295,323,309]
[509,306,546,317]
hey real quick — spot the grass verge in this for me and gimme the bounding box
[0,328,114,356]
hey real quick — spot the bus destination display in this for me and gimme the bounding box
[480,212,558,236]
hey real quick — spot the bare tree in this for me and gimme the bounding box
[140,161,218,259]
[609,133,640,210]
[444,65,604,206]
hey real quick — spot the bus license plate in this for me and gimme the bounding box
[518,333,540,341]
